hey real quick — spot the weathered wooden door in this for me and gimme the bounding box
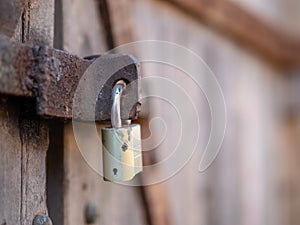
[0,1,164,225]
[1,1,300,225]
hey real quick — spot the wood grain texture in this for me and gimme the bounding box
[141,177,172,225]
[48,1,148,224]
[21,0,54,45]
[109,1,300,225]
[0,97,22,225]
[137,118,172,225]
[128,1,290,225]
[167,0,300,67]
[0,0,53,224]
[97,0,115,49]
[106,1,174,224]
[19,102,49,225]
[19,1,54,223]
[61,0,107,56]
[106,0,134,46]
[135,24,210,223]
[0,98,50,225]
[0,0,26,38]
[277,112,300,225]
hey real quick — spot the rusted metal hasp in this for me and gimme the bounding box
[0,34,140,121]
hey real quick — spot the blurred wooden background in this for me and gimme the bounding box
[55,0,300,225]
[62,0,300,224]
[105,0,300,225]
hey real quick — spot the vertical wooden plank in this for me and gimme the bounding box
[19,101,50,225]
[97,0,115,49]
[108,1,300,225]
[0,0,25,38]
[13,0,53,224]
[277,111,300,225]
[0,97,22,225]
[232,2,300,225]
[21,0,54,45]
[54,0,106,223]
[61,0,107,56]
[203,42,242,225]
[273,2,300,224]
[127,1,213,225]
[106,2,174,225]
[49,1,148,224]
[124,2,291,225]
[1,1,53,225]
[46,121,64,225]
[0,99,50,225]
[274,72,300,225]
[20,1,54,224]
[106,0,134,46]
[137,117,172,225]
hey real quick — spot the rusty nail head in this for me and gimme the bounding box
[32,214,53,225]
[85,203,98,224]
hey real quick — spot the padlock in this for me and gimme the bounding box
[101,80,143,182]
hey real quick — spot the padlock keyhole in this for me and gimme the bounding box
[113,168,118,175]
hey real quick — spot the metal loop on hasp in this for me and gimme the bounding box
[111,80,126,128]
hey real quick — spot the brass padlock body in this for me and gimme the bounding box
[102,124,142,181]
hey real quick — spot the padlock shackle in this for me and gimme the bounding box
[111,80,126,128]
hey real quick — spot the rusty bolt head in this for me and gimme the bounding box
[32,214,52,225]
[85,203,98,224]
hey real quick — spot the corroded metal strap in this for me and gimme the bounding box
[0,34,140,121]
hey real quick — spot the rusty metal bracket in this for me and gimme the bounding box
[0,34,140,121]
